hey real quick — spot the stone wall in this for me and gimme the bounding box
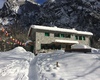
[33,29,90,53]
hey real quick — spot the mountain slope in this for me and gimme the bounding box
[0,0,100,48]
[38,0,100,36]
[0,0,40,26]
[0,0,100,35]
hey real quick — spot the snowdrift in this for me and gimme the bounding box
[0,46,100,80]
[71,44,91,49]
[0,46,34,80]
[9,46,27,53]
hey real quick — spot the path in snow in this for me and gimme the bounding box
[28,56,38,80]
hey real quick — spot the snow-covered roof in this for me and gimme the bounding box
[30,25,93,36]
[54,39,79,44]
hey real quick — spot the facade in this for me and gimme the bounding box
[28,25,93,54]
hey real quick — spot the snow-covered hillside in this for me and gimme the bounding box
[0,47,100,80]
[0,47,34,80]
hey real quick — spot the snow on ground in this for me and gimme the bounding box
[0,47,100,80]
[34,50,100,80]
[0,47,34,80]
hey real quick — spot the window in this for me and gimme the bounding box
[66,34,71,38]
[41,44,61,49]
[75,35,78,40]
[54,33,71,38]
[54,33,60,37]
[45,32,50,36]
[83,36,85,40]
[41,44,46,49]
[79,36,82,40]
[75,35,86,40]
[60,34,64,37]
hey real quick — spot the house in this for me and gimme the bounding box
[28,25,93,54]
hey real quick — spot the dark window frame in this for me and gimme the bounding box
[45,32,50,36]
[54,33,60,37]
[41,44,61,49]
[79,36,83,40]
[75,35,78,40]
[66,34,71,38]
[83,36,86,40]
[54,33,71,38]
[60,34,65,38]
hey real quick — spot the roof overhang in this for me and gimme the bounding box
[54,40,79,44]
[30,25,93,36]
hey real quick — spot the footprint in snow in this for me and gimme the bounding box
[51,73,56,77]
[59,78,64,80]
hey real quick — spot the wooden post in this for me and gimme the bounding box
[56,62,59,67]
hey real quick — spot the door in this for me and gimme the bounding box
[66,45,71,50]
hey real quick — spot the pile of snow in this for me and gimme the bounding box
[71,44,100,54]
[0,46,100,80]
[0,47,34,80]
[71,44,91,49]
[10,46,26,53]
[91,48,100,54]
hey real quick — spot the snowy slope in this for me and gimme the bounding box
[35,50,100,80]
[0,47,100,80]
[0,47,34,80]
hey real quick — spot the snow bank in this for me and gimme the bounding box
[34,50,100,80]
[71,44,100,54]
[10,46,27,53]
[0,47,35,80]
[91,48,100,53]
[0,46,100,80]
